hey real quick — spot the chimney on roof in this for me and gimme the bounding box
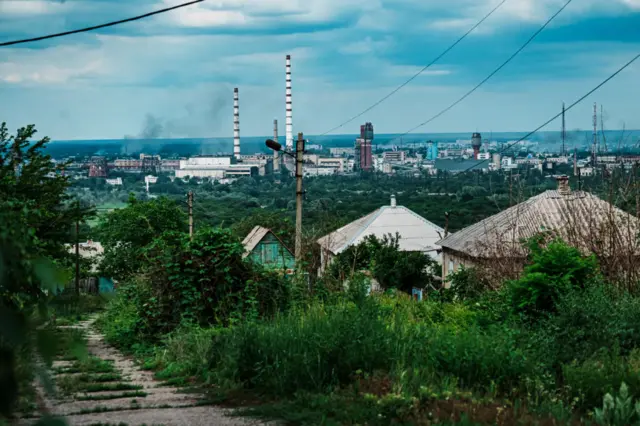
[557,175,571,195]
[390,194,397,208]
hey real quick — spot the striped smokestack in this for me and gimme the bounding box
[233,88,240,159]
[273,119,280,173]
[285,55,293,150]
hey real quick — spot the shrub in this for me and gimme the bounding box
[141,227,290,335]
[563,350,640,411]
[508,239,599,318]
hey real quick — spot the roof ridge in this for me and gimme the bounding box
[395,205,445,232]
[342,207,385,249]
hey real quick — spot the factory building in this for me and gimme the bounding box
[329,147,355,157]
[175,156,258,179]
[383,150,407,163]
[304,155,347,173]
[354,122,374,171]
[88,157,108,178]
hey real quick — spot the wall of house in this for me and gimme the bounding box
[441,249,476,287]
[249,233,295,270]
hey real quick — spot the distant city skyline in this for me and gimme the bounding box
[1,0,639,140]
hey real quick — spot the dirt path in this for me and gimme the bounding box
[25,317,265,426]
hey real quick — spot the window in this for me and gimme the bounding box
[448,260,454,275]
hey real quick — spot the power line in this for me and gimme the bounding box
[462,52,640,173]
[388,0,573,145]
[0,0,205,47]
[319,0,510,136]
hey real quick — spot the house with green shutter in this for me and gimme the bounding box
[242,226,295,271]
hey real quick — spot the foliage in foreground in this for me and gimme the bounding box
[98,226,292,343]
[97,235,640,424]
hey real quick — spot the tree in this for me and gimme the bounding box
[508,238,600,318]
[0,122,93,264]
[96,195,187,281]
[329,233,439,293]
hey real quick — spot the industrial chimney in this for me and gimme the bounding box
[471,132,482,160]
[233,88,240,160]
[273,119,280,173]
[285,55,293,150]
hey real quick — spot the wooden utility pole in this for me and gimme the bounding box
[187,191,194,240]
[75,200,80,296]
[295,132,304,264]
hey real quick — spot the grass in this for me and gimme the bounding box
[77,391,148,401]
[55,357,117,375]
[57,373,124,394]
[83,383,144,393]
[98,272,640,425]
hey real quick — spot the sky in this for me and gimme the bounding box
[0,0,639,140]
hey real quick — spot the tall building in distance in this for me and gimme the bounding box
[471,133,482,160]
[426,140,439,161]
[354,122,374,172]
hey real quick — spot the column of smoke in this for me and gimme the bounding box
[234,88,240,159]
[285,55,293,150]
[273,119,280,172]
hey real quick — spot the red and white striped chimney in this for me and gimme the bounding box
[285,55,293,150]
[233,88,240,159]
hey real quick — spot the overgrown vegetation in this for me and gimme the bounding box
[97,225,640,424]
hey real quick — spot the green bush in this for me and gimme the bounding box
[530,286,640,370]
[508,239,599,318]
[563,350,640,411]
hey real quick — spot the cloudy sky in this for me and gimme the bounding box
[0,0,639,140]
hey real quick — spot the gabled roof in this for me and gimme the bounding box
[242,226,294,258]
[436,190,640,258]
[317,203,445,255]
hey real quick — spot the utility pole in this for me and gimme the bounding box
[561,102,566,156]
[592,102,598,166]
[187,191,194,240]
[273,119,280,175]
[75,200,80,296]
[294,132,304,264]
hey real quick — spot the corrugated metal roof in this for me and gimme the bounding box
[242,226,270,258]
[437,190,640,257]
[318,204,445,255]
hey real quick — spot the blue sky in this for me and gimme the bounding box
[0,0,639,140]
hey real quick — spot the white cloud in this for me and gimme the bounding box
[0,46,108,86]
[0,0,63,15]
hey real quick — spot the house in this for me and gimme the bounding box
[317,194,445,274]
[242,226,295,271]
[66,240,115,293]
[436,176,640,285]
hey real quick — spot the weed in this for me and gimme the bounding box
[77,391,148,401]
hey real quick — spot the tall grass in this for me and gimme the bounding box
[207,293,535,399]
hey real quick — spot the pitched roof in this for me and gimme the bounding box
[242,226,294,259]
[242,226,271,257]
[317,204,445,255]
[436,190,640,257]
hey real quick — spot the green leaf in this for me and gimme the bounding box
[33,258,70,292]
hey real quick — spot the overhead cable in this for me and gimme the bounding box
[462,52,640,173]
[319,0,510,136]
[0,0,205,47]
[388,0,573,144]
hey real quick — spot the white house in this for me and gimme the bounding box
[317,195,444,274]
